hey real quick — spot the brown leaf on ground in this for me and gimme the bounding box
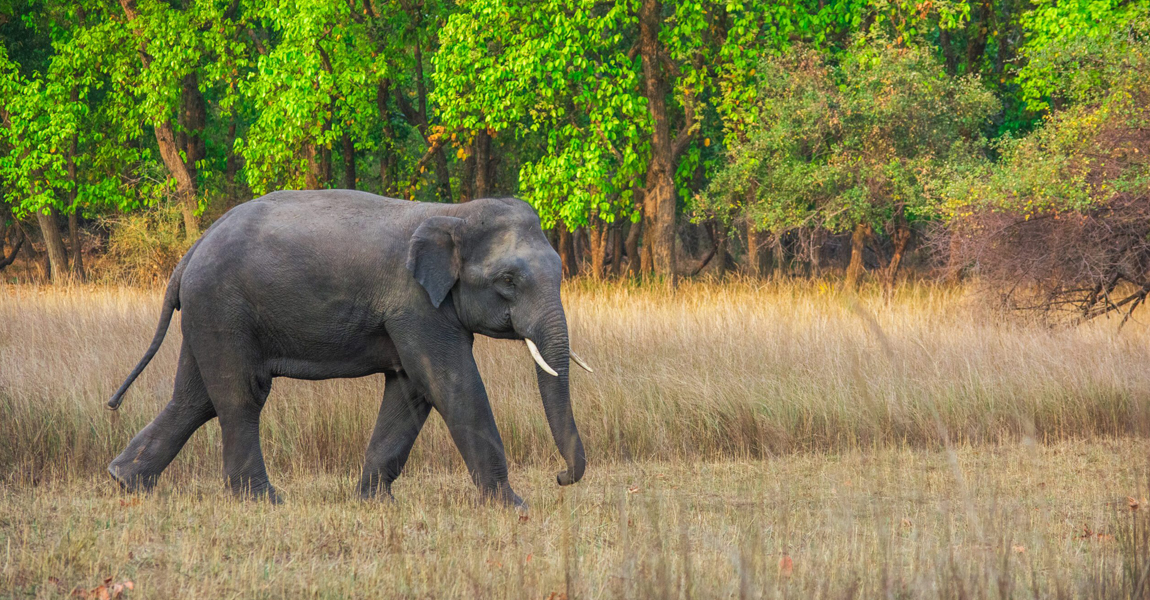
[71,578,133,599]
[1080,525,1114,541]
[779,555,794,577]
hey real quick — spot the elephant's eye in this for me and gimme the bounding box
[502,274,514,286]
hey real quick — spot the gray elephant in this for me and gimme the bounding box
[106,191,590,508]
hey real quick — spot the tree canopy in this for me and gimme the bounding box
[0,0,1144,288]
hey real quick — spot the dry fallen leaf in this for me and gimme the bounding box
[1080,525,1114,542]
[627,486,640,494]
[72,578,133,599]
[779,555,794,577]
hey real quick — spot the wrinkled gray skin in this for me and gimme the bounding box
[106,191,586,508]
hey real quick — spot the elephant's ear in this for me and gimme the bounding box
[406,216,465,308]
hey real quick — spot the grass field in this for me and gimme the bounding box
[2,280,1150,597]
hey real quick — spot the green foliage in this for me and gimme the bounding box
[701,38,998,236]
[949,12,1150,220]
[434,0,649,228]
[1017,0,1147,113]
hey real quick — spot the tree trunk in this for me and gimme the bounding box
[638,0,676,279]
[342,132,357,190]
[939,27,957,75]
[474,129,492,198]
[36,210,69,284]
[884,223,911,292]
[708,221,728,276]
[120,0,198,240]
[67,211,85,281]
[772,231,786,277]
[180,72,206,182]
[625,218,641,277]
[433,146,452,202]
[589,218,609,280]
[153,121,199,239]
[378,81,396,196]
[0,220,24,271]
[305,142,323,190]
[66,99,85,281]
[558,223,578,277]
[747,226,763,278]
[965,1,991,73]
[321,120,333,188]
[844,222,872,290]
[611,223,624,276]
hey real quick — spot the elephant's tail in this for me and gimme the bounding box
[106,240,198,411]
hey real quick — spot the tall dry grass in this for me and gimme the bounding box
[2,279,1148,484]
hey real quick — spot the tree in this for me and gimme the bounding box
[943,7,1150,321]
[700,39,999,288]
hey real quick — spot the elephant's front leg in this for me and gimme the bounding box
[388,320,524,509]
[434,373,523,508]
[360,372,432,499]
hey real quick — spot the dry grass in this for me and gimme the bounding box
[3,441,1149,598]
[2,280,1149,478]
[2,280,1150,597]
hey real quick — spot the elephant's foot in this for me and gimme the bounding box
[227,478,283,504]
[108,460,160,494]
[482,483,526,513]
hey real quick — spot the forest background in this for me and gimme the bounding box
[1,0,1149,320]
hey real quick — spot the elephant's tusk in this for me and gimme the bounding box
[569,350,594,374]
[525,338,559,376]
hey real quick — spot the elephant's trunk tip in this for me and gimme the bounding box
[557,453,586,486]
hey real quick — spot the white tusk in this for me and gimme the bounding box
[569,350,594,373]
[525,338,559,376]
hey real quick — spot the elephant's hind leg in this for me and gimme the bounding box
[359,372,432,499]
[109,340,216,492]
[201,364,279,503]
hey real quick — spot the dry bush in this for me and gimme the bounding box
[99,205,194,286]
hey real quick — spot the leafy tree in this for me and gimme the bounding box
[944,9,1150,321]
[701,39,998,288]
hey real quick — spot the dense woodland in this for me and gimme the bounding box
[0,0,1148,316]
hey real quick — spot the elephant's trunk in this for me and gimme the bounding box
[523,308,586,486]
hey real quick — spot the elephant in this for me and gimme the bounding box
[106,191,590,508]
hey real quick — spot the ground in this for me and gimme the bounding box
[3,440,1148,598]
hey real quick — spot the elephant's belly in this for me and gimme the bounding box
[265,334,403,380]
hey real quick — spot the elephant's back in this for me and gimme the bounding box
[179,190,416,310]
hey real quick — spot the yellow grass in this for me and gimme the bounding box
[2,280,1150,597]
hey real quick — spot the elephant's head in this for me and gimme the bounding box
[406,198,587,486]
